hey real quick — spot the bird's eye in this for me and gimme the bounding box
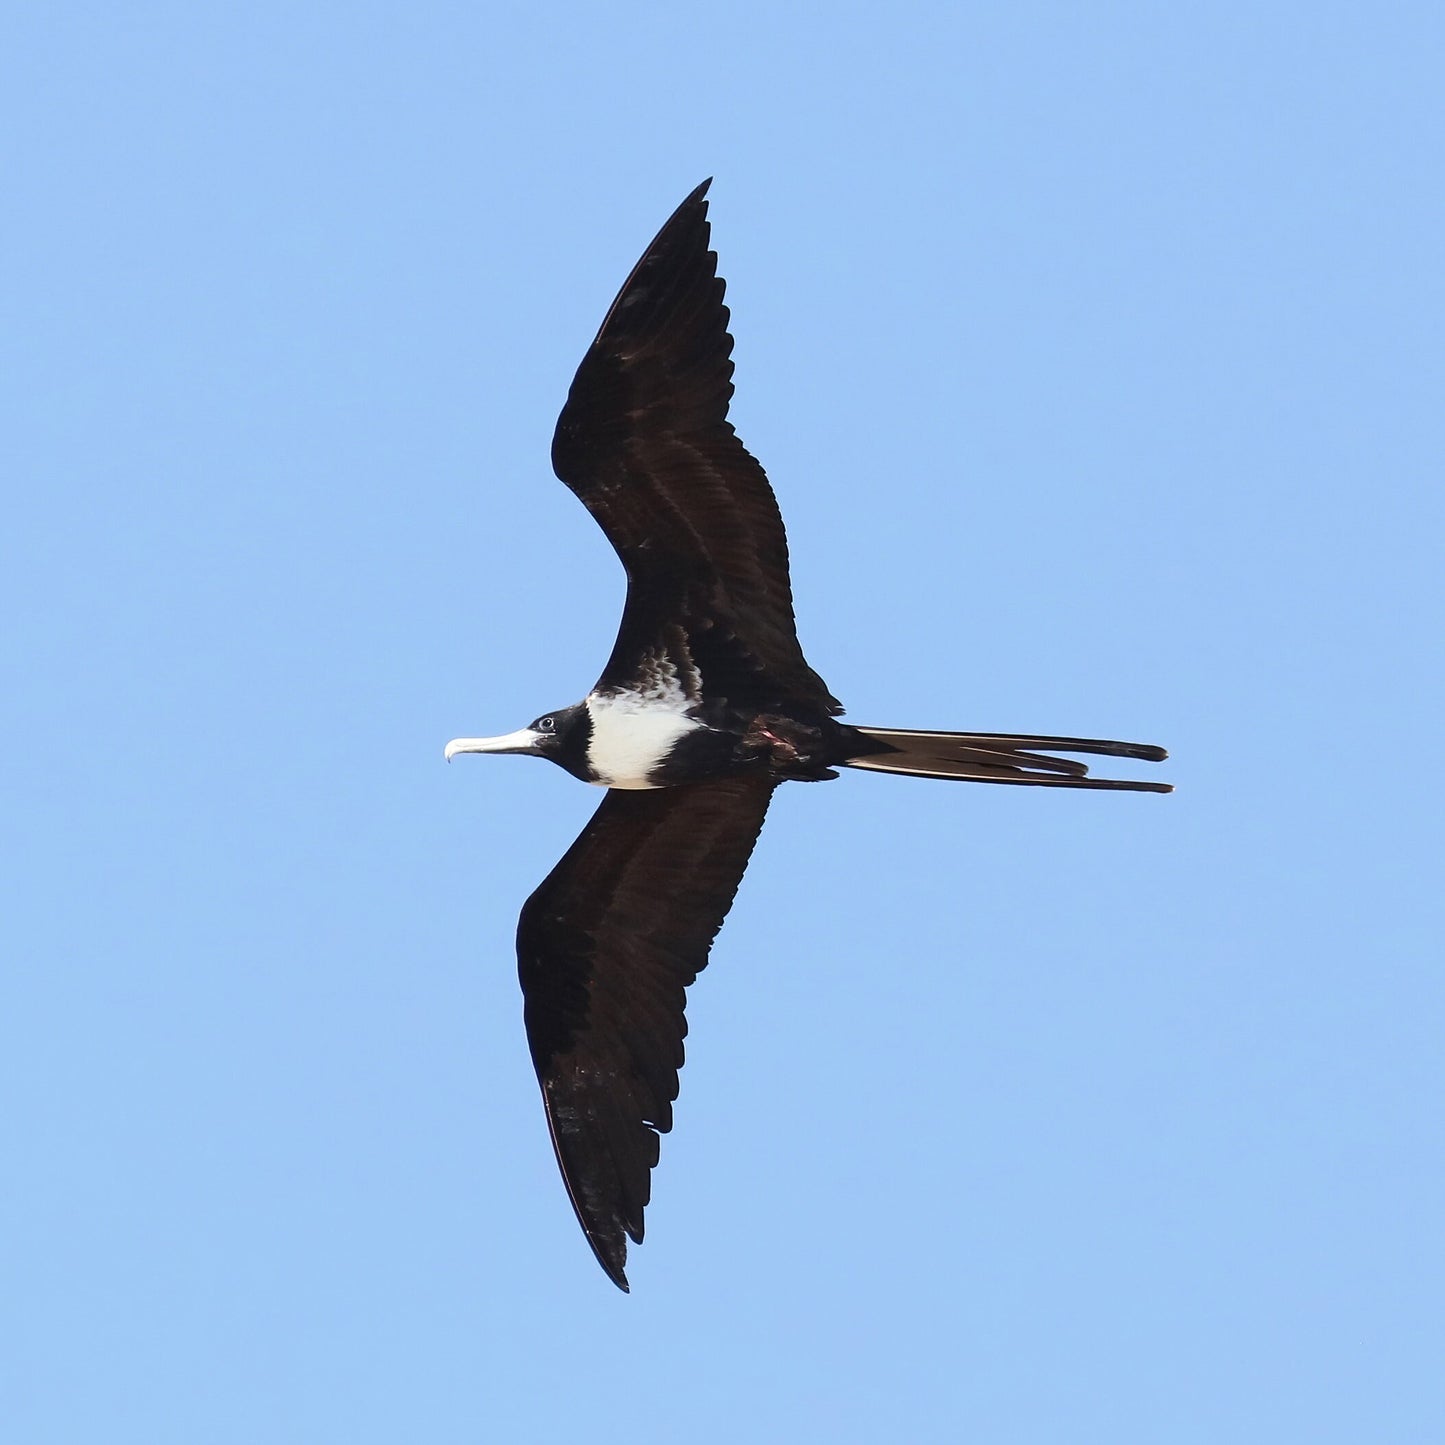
[536,716,556,733]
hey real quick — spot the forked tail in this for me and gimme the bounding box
[843,727,1172,792]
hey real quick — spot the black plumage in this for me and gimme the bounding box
[446,180,1169,1290]
[518,776,775,1289]
[551,179,839,714]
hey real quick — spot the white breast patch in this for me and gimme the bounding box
[584,686,704,789]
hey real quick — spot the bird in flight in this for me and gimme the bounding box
[446,180,1170,1291]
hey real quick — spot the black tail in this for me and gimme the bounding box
[842,727,1172,793]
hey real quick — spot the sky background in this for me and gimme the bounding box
[3,4,1442,1441]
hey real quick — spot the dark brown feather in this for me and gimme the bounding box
[843,726,1173,791]
[551,179,839,712]
[516,775,777,1290]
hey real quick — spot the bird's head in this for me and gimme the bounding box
[444,703,592,780]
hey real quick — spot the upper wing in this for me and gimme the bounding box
[551,179,839,712]
[516,774,777,1290]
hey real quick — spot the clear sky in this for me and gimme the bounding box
[3,4,1441,1441]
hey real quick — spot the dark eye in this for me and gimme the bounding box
[536,716,556,733]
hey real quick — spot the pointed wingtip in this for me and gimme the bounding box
[682,177,713,210]
[595,1240,632,1293]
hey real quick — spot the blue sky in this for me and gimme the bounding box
[3,4,1442,1441]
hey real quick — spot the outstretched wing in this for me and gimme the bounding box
[517,775,777,1290]
[551,179,839,712]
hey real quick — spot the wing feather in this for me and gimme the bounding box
[551,180,838,711]
[517,775,777,1290]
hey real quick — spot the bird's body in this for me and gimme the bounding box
[446,180,1170,1290]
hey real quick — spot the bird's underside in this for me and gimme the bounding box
[446,179,1170,1291]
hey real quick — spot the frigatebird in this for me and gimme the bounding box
[446,180,1170,1291]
